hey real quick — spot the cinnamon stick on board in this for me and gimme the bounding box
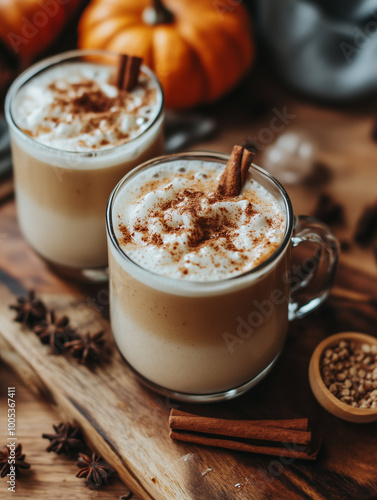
[116,54,143,91]
[170,409,309,431]
[217,145,255,197]
[169,430,320,461]
[169,411,311,445]
[169,409,320,460]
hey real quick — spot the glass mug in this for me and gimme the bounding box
[106,152,339,402]
[5,49,164,282]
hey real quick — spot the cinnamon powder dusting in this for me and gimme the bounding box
[36,80,156,149]
[118,223,132,245]
[15,63,159,151]
[115,162,285,280]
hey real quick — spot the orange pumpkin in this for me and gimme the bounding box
[0,0,83,60]
[78,0,254,109]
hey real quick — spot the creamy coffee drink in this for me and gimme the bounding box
[107,153,290,396]
[6,51,164,275]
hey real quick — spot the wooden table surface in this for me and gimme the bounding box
[0,72,377,499]
[0,364,137,500]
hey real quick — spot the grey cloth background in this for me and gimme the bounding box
[254,0,377,101]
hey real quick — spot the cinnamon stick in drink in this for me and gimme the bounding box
[216,145,255,197]
[116,54,143,91]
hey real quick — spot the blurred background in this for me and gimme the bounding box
[0,0,377,272]
[2,0,377,104]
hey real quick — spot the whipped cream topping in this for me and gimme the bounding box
[12,62,161,152]
[113,161,286,281]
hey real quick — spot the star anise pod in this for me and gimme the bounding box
[33,310,76,354]
[0,444,30,477]
[312,193,344,227]
[65,331,106,365]
[9,290,46,327]
[76,452,113,489]
[42,422,85,455]
[354,199,377,246]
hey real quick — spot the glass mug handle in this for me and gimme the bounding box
[288,215,339,320]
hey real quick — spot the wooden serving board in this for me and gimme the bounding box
[0,199,377,500]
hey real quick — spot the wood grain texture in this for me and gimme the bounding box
[0,364,138,500]
[0,199,376,500]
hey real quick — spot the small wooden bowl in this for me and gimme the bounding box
[309,332,377,423]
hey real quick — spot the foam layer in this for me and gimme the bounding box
[113,161,286,281]
[12,62,161,152]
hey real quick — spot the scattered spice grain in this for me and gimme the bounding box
[320,339,377,409]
